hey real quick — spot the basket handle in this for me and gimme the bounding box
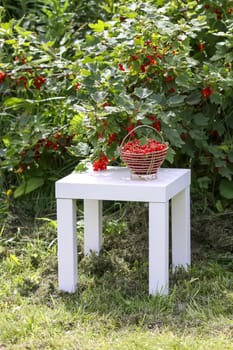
[119,124,165,149]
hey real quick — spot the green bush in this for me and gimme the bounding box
[0,0,233,214]
[71,0,233,209]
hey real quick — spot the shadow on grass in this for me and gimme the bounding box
[2,203,233,334]
[55,209,233,331]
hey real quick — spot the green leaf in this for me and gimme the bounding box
[197,176,211,190]
[210,93,223,105]
[193,113,209,127]
[133,88,153,99]
[2,136,11,147]
[186,92,201,106]
[182,141,195,157]
[176,74,192,89]
[218,167,232,181]
[139,137,148,146]
[228,150,233,162]
[90,91,108,104]
[68,143,90,157]
[3,97,30,107]
[0,19,14,34]
[165,147,175,163]
[165,128,184,147]
[115,93,135,111]
[14,24,33,37]
[5,39,17,45]
[215,200,224,213]
[14,178,45,198]
[219,179,233,199]
[74,160,90,173]
[159,111,176,124]
[150,94,163,105]
[168,95,185,106]
[89,20,110,32]
[9,254,20,265]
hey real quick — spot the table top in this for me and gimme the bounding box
[56,166,191,202]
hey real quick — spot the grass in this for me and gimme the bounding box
[0,202,233,349]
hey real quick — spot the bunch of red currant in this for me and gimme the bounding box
[122,138,167,155]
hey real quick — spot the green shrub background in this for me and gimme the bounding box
[1,0,233,216]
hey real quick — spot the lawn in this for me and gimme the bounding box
[0,203,233,349]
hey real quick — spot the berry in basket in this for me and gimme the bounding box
[119,125,168,179]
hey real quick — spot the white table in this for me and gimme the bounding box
[55,166,191,295]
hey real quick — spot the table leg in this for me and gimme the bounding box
[149,202,169,295]
[171,187,191,269]
[57,198,77,293]
[84,199,102,255]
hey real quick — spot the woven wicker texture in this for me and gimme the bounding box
[119,125,168,179]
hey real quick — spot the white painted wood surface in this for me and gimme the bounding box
[56,166,191,295]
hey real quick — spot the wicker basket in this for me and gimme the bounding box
[119,125,168,180]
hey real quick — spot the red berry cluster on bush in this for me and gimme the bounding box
[118,39,177,95]
[0,71,7,83]
[93,154,109,171]
[201,86,214,98]
[0,53,80,92]
[33,76,46,90]
[16,133,75,173]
